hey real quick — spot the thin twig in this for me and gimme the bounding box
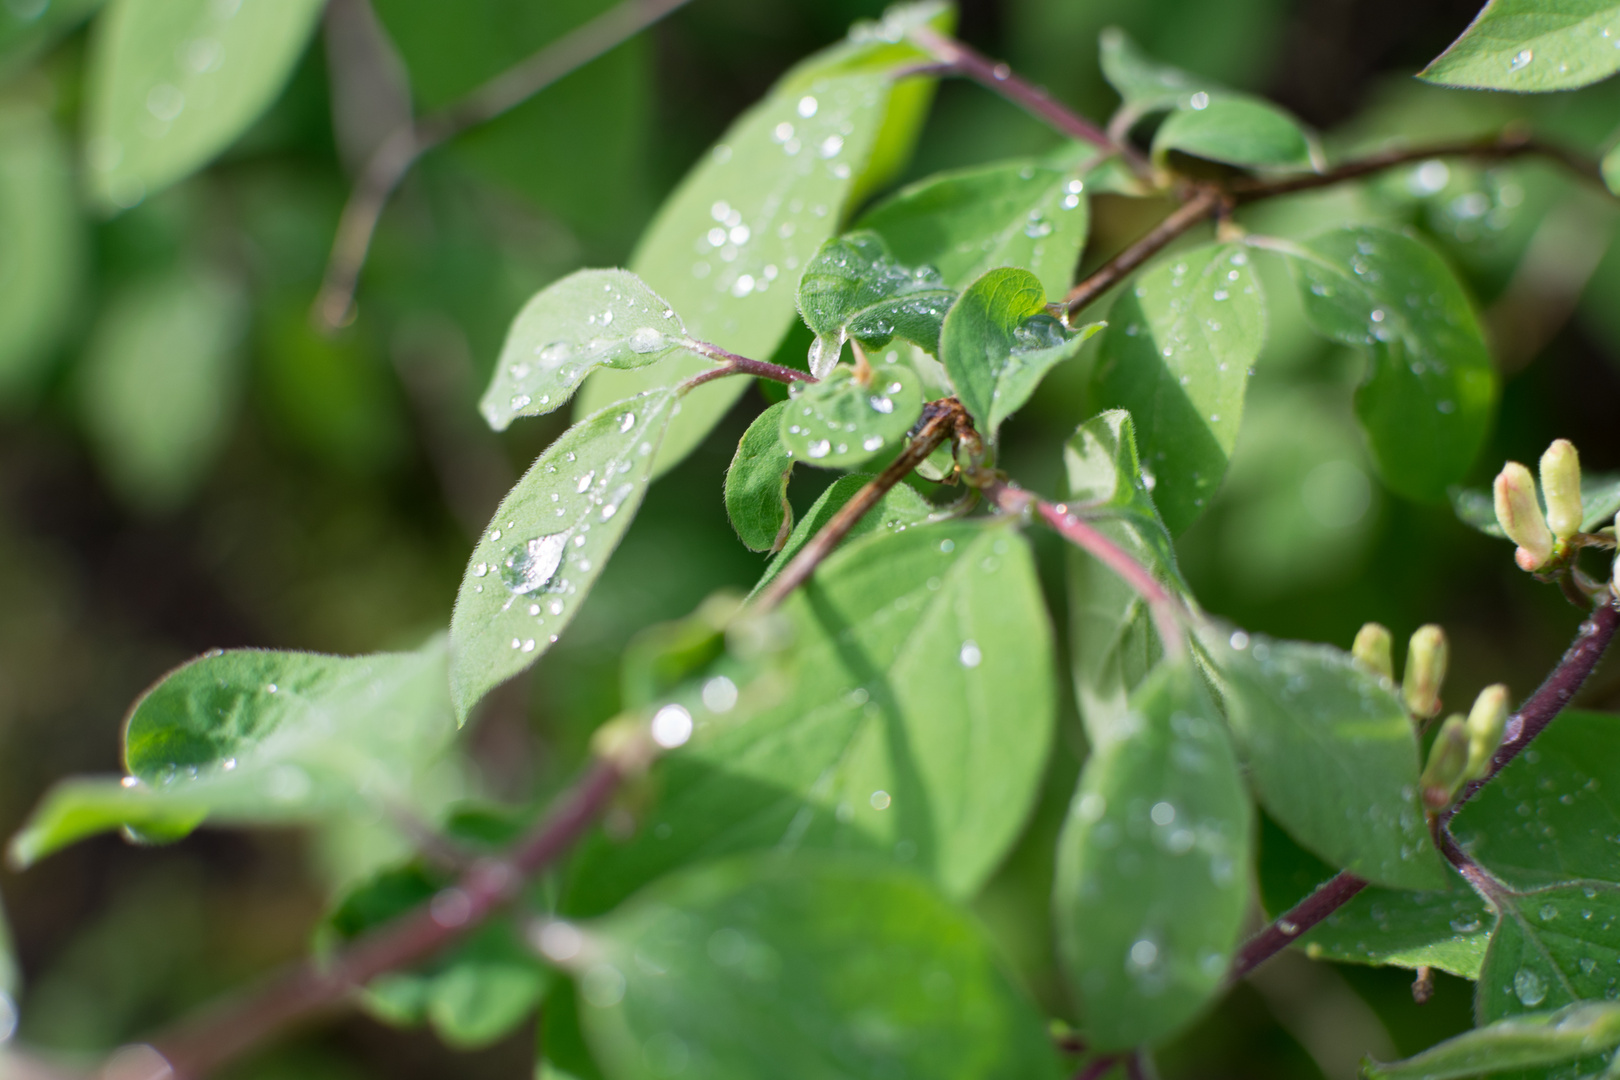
[678,340,818,392]
[1227,869,1369,985]
[1063,188,1222,317]
[312,0,695,329]
[752,401,960,612]
[144,761,624,1079]
[1073,1055,1124,1080]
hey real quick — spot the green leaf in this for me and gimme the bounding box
[0,893,16,1000]
[83,0,325,211]
[777,360,924,468]
[0,103,81,406]
[1092,243,1265,535]
[575,855,1063,1080]
[576,59,929,477]
[78,266,245,511]
[796,231,955,375]
[1053,659,1252,1050]
[1152,96,1314,171]
[1211,634,1444,890]
[9,639,456,866]
[449,388,678,720]
[752,472,934,596]
[1421,1,1620,93]
[855,154,1092,300]
[566,521,1055,913]
[1364,1002,1620,1080]
[480,269,691,431]
[1283,227,1497,502]
[1452,485,1507,539]
[0,0,101,73]
[725,402,795,553]
[1099,26,1203,113]
[1257,815,1492,979]
[1605,142,1620,197]
[940,267,1102,440]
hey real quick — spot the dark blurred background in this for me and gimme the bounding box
[4,0,1620,1077]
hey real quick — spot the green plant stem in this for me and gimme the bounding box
[136,760,625,1080]
[312,0,695,329]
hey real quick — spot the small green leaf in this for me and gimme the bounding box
[0,0,101,73]
[1092,243,1265,534]
[481,269,690,431]
[1364,1002,1620,1080]
[940,267,1102,439]
[1099,26,1202,112]
[427,960,548,1050]
[1212,634,1444,890]
[0,103,81,406]
[9,639,455,866]
[777,361,924,468]
[1421,1,1620,92]
[576,855,1063,1080]
[1054,659,1252,1050]
[796,231,955,376]
[450,389,678,720]
[83,0,326,211]
[1153,96,1314,171]
[725,402,795,553]
[752,472,934,596]
[856,154,1093,299]
[566,521,1055,913]
[78,267,245,511]
[1283,227,1497,502]
[1451,485,1507,539]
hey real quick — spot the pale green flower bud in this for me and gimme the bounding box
[1494,461,1554,571]
[1403,624,1448,720]
[1540,439,1583,542]
[1421,715,1471,810]
[1464,684,1510,780]
[1352,622,1394,680]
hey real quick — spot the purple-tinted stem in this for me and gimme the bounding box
[1074,1055,1124,1080]
[679,339,816,391]
[1228,870,1369,984]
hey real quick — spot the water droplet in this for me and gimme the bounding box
[1150,802,1176,825]
[1128,938,1159,969]
[959,641,982,668]
[651,704,693,748]
[619,412,636,433]
[503,534,569,594]
[820,134,844,158]
[1513,967,1547,1006]
[628,326,665,353]
[797,95,818,118]
[1188,91,1210,110]
[1510,48,1533,71]
[862,435,884,452]
[807,439,831,459]
[870,790,891,810]
[702,676,738,713]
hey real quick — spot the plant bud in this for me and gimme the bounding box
[1402,624,1448,720]
[1540,439,1583,542]
[1352,622,1394,680]
[1464,684,1510,780]
[1494,461,1554,570]
[1421,715,1471,810]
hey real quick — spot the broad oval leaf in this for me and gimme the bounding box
[9,639,456,866]
[0,0,101,73]
[481,269,690,431]
[1054,659,1252,1049]
[1092,243,1265,535]
[857,154,1092,299]
[752,472,933,596]
[725,401,795,553]
[1152,96,1313,171]
[450,389,679,719]
[1099,26,1203,113]
[1283,226,1497,502]
[574,855,1063,1080]
[0,103,81,405]
[566,520,1055,913]
[83,0,325,211]
[941,267,1102,440]
[1365,1002,1620,1080]
[1212,634,1444,890]
[777,360,924,468]
[1421,1,1620,93]
[796,231,954,376]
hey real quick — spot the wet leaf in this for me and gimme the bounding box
[1098,26,1205,112]
[940,267,1102,439]
[566,521,1054,913]
[78,266,246,511]
[9,639,456,866]
[725,401,795,553]
[796,231,954,376]
[1284,226,1496,502]
[83,0,326,210]
[450,389,678,720]
[856,153,1092,300]
[1053,659,1252,1050]
[1421,1,1620,93]
[481,269,691,431]
[1210,634,1444,890]
[575,855,1062,1080]
[1152,96,1314,171]
[0,103,81,406]
[1364,1002,1620,1080]
[1092,243,1264,535]
[752,472,933,596]
[0,0,101,73]
[777,359,924,468]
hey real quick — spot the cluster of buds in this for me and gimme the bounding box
[1352,621,1448,720]
[1493,439,1587,574]
[1419,684,1511,811]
